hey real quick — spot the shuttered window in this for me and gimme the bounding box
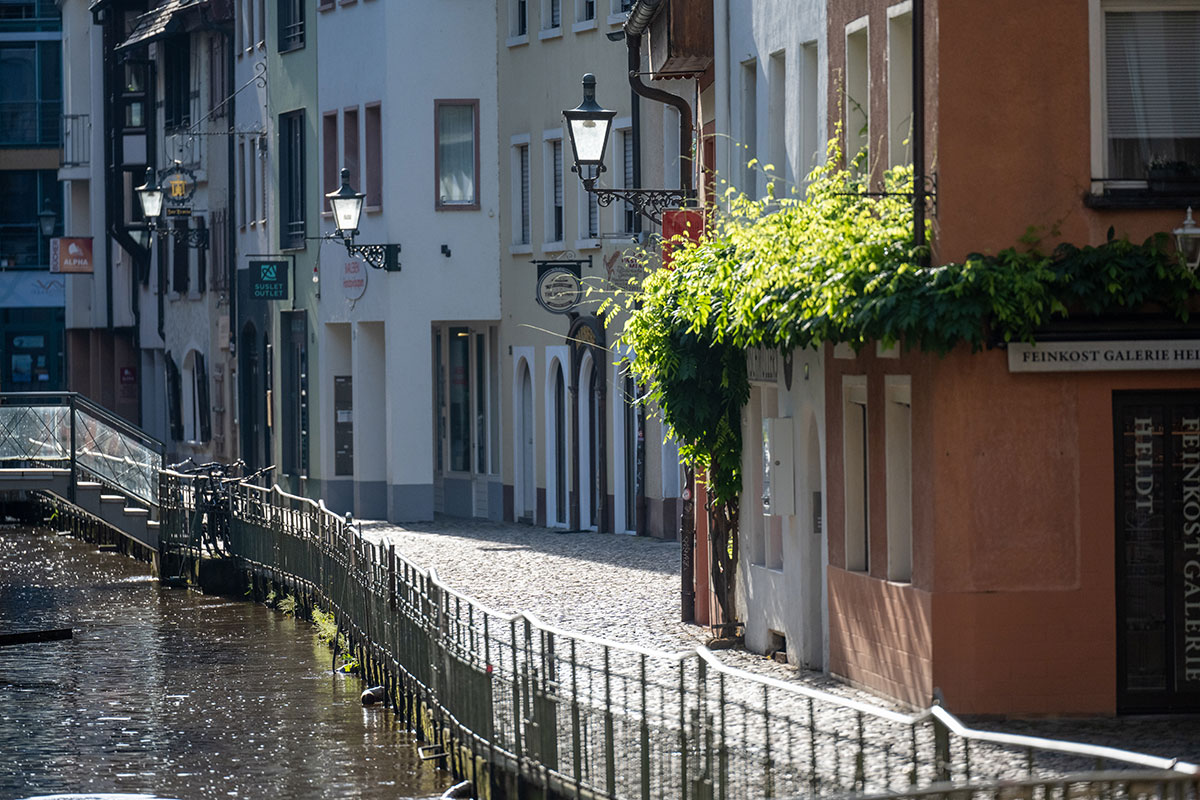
[552,139,563,241]
[196,352,211,442]
[519,144,530,244]
[1105,9,1200,179]
[621,129,635,233]
[172,219,189,293]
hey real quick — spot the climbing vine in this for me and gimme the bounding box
[611,139,1198,627]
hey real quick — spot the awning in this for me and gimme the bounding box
[116,0,204,51]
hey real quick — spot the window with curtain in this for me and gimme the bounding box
[1104,9,1200,182]
[436,100,478,208]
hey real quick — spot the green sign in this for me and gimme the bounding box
[250,259,289,300]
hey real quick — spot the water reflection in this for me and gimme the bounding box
[0,527,447,800]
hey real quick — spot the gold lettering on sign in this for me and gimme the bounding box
[1134,417,1155,510]
[1182,416,1200,682]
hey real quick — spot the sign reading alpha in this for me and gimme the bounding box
[49,237,93,274]
[249,259,289,300]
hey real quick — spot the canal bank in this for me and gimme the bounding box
[12,472,1200,800]
[0,524,450,799]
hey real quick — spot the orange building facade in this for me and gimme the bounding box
[824,0,1200,714]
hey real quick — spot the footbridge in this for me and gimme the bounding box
[0,392,163,549]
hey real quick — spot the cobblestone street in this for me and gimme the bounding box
[358,515,1200,766]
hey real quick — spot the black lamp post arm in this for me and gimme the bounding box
[580,178,689,225]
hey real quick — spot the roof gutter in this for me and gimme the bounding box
[623,0,665,38]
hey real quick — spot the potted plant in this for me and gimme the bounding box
[1147,156,1198,193]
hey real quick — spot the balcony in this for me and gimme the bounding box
[60,113,89,167]
[0,100,62,148]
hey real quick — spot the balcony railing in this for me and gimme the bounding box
[60,113,89,166]
[0,100,62,147]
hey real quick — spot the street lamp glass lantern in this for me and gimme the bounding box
[37,200,57,238]
[135,167,164,222]
[563,73,616,182]
[327,167,365,237]
[1175,206,1200,272]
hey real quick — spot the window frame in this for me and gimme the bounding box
[543,130,564,245]
[278,0,305,53]
[434,99,480,211]
[1088,0,1200,200]
[279,109,306,250]
[510,134,532,249]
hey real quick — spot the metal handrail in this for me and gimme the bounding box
[213,477,1200,790]
[0,393,164,455]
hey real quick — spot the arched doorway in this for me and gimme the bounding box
[517,361,535,522]
[578,351,602,530]
[551,360,567,527]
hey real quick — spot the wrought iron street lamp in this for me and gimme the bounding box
[1175,207,1200,272]
[324,167,401,272]
[134,166,208,248]
[563,74,689,225]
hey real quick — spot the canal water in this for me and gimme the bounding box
[0,526,448,800]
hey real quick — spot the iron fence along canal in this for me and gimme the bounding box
[157,471,1199,800]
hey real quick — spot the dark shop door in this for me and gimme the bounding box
[1115,392,1200,713]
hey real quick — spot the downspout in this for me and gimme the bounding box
[225,28,236,357]
[622,31,694,198]
[913,0,927,266]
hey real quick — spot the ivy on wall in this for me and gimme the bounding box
[610,139,1198,626]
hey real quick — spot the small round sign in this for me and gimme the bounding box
[536,268,582,314]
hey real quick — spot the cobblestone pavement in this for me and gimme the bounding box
[358,515,1200,770]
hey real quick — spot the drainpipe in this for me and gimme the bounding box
[913,0,927,265]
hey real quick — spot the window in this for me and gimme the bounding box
[580,181,599,239]
[545,136,564,242]
[768,50,787,191]
[238,139,247,227]
[207,37,226,119]
[247,140,257,225]
[544,0,560,30]
[800,41,819,182]
[0,170,60,268]
[1098,6,1200,184]
[845,19,869,170]
[279,110,305,249]
[510,0,528,40]
[343,106,360,194]
[843,376,869,572]
[740,59,757,196]
[887,5,913,169]
[578,0,595,23]
[449,326,471,472]
[257,0,266,45]
[512,138,531,245]
[365,103,383,208]
[172,219,189,293]
[435,100,479,209]
[885,377,912,582]
[163,38,191,129]
[259,138,268,223]
[278,0,304,52]
[181,351,211,443]
[166,352,183,442]
[322,111,338,204]
[617,126,636,233]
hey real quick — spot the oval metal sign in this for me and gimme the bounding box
[536,267,582,314]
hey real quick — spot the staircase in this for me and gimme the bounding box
[0,392,164,549]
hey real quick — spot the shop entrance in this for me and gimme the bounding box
[1115,392,1200,713]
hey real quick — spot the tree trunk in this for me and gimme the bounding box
[707,473,739,633]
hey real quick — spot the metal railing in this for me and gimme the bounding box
[61,113,89,166]
[153,473,1199,800]
[0,392,164,507]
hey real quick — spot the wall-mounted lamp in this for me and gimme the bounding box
[1175,207,1200,272]
[134,167,208,248]
[324,167,401,272]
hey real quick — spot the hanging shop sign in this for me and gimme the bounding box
[343,258,367,301]
[536,267,583,314]
[161,165,197,217]
[49,237,94,274]
[249,259,290,300]
[1008,340,1200,373]
[747,347,780,384]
